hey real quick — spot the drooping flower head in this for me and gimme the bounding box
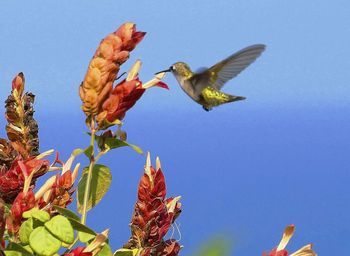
[79,23,168,130]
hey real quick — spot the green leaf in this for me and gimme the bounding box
[77,164,112,213]
[102,137,143,154]
[29,226,61,256]
[19,218,33,244]
[72,148,85,156]
[113,248,139,256]
[53,206,80,221]
[84,145,94,158]
[45,215,74,244]
[22,208,50,222]
[94,133,143,154]
[78,231,96,244]
[66,217,96,243]
[97,244,113,256]
[5,243,32,256]
[22,245,34,254]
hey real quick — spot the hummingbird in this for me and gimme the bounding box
[156,44,266,111]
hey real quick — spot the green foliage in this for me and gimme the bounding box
[19,218,33,244]
[5,243,32,256]
[53,205,80,221]
[45,215,75,244]
[77,164,112,213]
[97,244,113,256]
[113,248,139,256]
[95,134,143,154]
[29,226,61,256]
[22,208,50,222]
[66,217,97,243]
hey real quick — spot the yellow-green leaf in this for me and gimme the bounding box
[53,206,80,221]
[45,215,74,244]
[113,248,139,256]
[97,244,113,256]
[66,217,96,243]
[19,218,33,244]
[29,226,61,256]
[77,164,112,213]
[22,208,50,222]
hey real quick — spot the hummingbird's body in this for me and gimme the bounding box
[157,44,266,111]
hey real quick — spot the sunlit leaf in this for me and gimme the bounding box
[53,205,80,221]
[45,215,74,244]
[5,243,32,256]
[95,134,143,154]
[77,164,112,213]
[72,148,85,156]
[84,145,94,158]
[19,218,33,244]
[22,208,50,222]
[113,248,139,256]
[97,243,113,256]
[29,226,61,256]
[66,217,96,243]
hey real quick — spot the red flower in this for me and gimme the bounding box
[114,23,146,51]
[42,170,75,209]
[263,225,317,256]
[0,156,49,203]
[80,23,146,118]
[64,247,92,256]
[124,153,181,255]
[6,189,35,234]
[100,78,145,122]
[96,61,168,129]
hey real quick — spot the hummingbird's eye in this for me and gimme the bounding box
[170,65,175,71]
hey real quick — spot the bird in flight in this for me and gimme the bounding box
[156,44,266,111]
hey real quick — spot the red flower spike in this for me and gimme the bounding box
[0,199,5,249]
[48,170,75,208]
[0,156,49,203]
[11,73,24,99]
[80,22,146,118]
[124,153,182,255]
[6,189,35,234]
[263,225,317,256]
[263,248,288,256]
[115,23,146,51]
[64,247,92,256]
[100,78,145,123]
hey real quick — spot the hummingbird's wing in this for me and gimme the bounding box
[191,44,266,91]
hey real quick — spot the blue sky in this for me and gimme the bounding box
[1,1,350,255]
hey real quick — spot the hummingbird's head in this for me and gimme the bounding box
[156,62,193,79]
[170,62,192,78]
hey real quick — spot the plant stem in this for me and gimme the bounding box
[81,122,96,225]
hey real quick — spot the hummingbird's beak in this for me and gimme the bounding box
[155,68,172,75]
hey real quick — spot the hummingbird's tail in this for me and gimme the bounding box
[228,95,246,102]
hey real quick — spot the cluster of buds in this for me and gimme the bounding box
[79,23,168,130]
[263,225,317,256]
[0,73,47,203]
[5,73,39,158]
[124,153,182,256]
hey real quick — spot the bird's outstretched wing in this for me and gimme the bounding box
[190,44,266,91]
